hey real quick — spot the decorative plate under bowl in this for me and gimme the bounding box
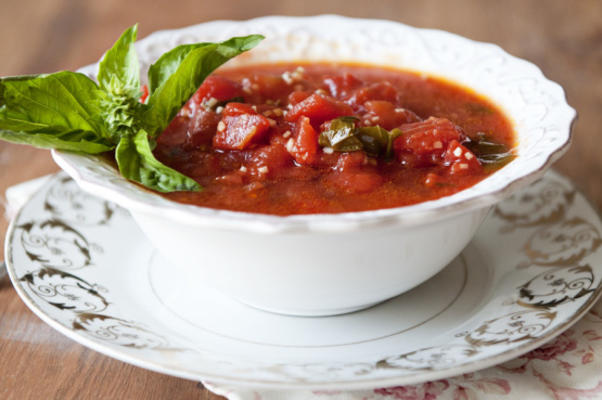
[5,171,602,389]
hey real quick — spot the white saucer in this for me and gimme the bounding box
[6,171,602,389]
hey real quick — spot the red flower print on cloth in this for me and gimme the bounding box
[371,374,510,400]
[374,381,450,400]
[523,330,578,361]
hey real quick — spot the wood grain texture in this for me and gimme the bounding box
[0,0,601,398]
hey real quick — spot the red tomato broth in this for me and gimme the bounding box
[154,62,515,215]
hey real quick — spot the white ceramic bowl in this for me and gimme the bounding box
[53,15,575,316]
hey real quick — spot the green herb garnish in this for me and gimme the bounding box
[318,116,403,159]
[356,126,403,158]
[465,132,515,172]
[0,25,264,192]
[318,116,363,152]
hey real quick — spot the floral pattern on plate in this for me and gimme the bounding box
[518,265,595,308]
[19,267,109,313]
[44,175,115,226]
[519,218,602,269]
[494,178,575,232]
[17,219,93,270]
[72,313,175,350]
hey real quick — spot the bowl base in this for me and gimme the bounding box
[146,249,479,347]
[234,299,384,317]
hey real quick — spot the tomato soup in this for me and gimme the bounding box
[154,63,515,215]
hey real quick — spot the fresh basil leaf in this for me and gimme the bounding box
[0,71,110,140]
[99,91,147,143]
[465,132,515,168]
[355,126,388,156]
[0,74,41,104]
[97,24,140,98]
[218,34,266,55]
[465,133,510,157]
[337,116,360,123]
[356,126,403,158]
[318,116,363,151]
[387,128,404,157]
[0,129,113,153]
[144,34,264,138]
[115,129,200,192]
[318,116,403,159]
[148,43,211,94]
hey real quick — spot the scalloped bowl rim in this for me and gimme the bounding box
[52,15,576,234]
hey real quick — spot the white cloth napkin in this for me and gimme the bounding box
[4,175,52,221]
[6,176,602,400]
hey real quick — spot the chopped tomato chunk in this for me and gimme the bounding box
[394,117,463,157]
[288,90,311,105]
[350,82,398,105]
[334,152,368,172]
[288,116,319,165]
[159,110,220,150]
[327,152,381,194]
[248,144,293,179]
[444,140,481,175]
[286,93,354,124]
[221,102,256,117]
[157,115,189,148]
[323,73,363,98]
[187,109,221,148]
[191,75,243,105]
[363,101,420,130]
[213,103,271,150]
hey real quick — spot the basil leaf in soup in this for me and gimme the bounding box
[319,116,363,151]
[355,126,386,156]
[319,116,403,159]
[466,132,515,169]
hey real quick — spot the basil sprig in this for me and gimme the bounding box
[465,132,515,168]
[318,116,363,152]
[318,116,403,159]
[0,24,264,192]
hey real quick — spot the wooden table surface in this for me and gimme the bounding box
[1,0,601,398]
